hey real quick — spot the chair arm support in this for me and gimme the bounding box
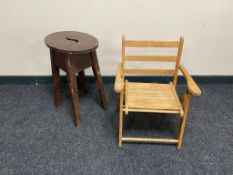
[179,64,201,96]
[114,63,124,93]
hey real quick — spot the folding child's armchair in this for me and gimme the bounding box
[114,35,201,149]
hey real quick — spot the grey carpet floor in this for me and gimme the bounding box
[0,83,232,175]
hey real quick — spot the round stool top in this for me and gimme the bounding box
[45,31,98,54]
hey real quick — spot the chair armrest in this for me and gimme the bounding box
[179,64,201,96]
[114,63,124,93]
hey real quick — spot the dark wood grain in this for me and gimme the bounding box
[45,31,98,54]
[66,59,80,128]
[50,49,61,107]
[91,51,108,109]
[77,70,87,94]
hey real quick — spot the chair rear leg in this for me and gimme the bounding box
[119,92,124,147]
[177,93,191,149]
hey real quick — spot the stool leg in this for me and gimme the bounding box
[66,61,80,128]
[90,51,108,109]
[78,70,87,94]
[50,49,61,107]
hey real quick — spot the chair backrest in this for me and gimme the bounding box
[121,35,184,87]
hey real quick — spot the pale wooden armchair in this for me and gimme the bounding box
[114,35,201,149]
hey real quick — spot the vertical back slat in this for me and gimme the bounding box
[122,35,126,79]
[173,37,184,87]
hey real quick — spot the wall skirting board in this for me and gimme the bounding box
[0,76,232,85]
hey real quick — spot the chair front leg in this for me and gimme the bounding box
[177,92,191,149]
[119,91,124,147]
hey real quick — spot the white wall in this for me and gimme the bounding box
[0,0,233,76]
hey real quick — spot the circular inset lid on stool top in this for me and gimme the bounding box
[45,31,98,54]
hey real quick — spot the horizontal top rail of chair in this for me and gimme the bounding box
[124,69,175,75]
[125,40,180,48]
[125,55,177,62]
[122,137,178,143]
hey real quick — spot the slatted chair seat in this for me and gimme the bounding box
[124,82,183,115]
